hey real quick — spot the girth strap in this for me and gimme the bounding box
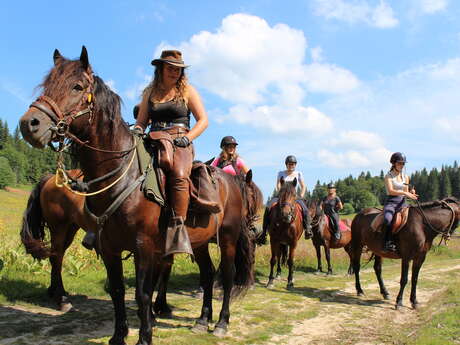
[84,174,145,252]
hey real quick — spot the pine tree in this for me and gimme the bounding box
[439,169,452,198]
[426,169,440,201]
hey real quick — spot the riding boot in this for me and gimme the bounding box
[164,216,193,257]
[383,224,397,252]
[303,212,313,239]
[82,231,96,250]
[332,226,341,241]
[258,207,270,245]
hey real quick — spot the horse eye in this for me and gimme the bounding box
[73,84,84,91]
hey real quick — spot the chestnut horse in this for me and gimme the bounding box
[266,178,308,289]
[351,197,460,309]
[309,200,353,275]
[19,46,257,344]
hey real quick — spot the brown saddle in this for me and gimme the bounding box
[370,207,410,234]
[189,163,222,213]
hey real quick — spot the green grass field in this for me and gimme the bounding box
[0,188,459,345]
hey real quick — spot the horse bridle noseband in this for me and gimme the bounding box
[279,200,296,223]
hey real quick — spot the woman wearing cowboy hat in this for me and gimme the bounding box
[211,136,249,176]
[134,50,208,256]
[258,155,312,244]
[382,152,418,252]
[321,183,343,241]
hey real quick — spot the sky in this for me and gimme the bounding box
[2,0,460,198]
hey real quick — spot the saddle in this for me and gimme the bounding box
[324,216,350,232]
[143,132,221,214]
[370,207,410,234]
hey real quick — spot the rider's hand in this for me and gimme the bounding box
[405,191,418,200]
[173,136,190,147]
[131,126,144,137]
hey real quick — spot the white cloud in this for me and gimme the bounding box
[318,147,390,169]
[124,68,151,101]
[435,116,460,141]
[312,0,398,28]
[420,0,448,14]
[218,104,333,135]
[0,80,31,104]
[310,46,324,63]
[155,13,359,107]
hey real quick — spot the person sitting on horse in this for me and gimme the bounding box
[383,152,418,252]
[259,155,313,244]
[211,136,249,176]
[134,49,209,257]
[321,183,343,241]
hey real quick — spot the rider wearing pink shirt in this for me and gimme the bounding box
[211,136,249,176]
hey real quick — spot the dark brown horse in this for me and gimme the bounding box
[19,46,258,344]
[21,169,263,318]
[309,200,353,275]
[266,178,307,289]
[351,197,460,309]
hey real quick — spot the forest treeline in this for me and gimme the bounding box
[0,119,74,188]
[1,118,459,213]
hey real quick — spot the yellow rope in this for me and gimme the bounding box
[55,147,137,196]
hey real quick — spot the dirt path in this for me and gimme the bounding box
[265,261,460,345]
[1,258,458,344]
[4,187,30,195]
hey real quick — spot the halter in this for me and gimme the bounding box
[279,200,296,223]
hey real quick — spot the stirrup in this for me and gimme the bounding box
[164,217,193,257]
[383,241,397,253]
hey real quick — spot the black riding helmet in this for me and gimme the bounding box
[285,155,297,165]
[327,183,336,189]
[220,136,238,148]
[390,152,407,164]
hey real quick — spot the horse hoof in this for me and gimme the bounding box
[357,291,364,297]
[192,321,208,333]
[275,274,281,280]
[213,326,227,337]
[109,338,127,345]
[157,310,173,319]
[412,303,418,310]
[383,294,390,300]
[60,302,73,313]
[287,282,294,290]
[327,271,333,276]
[395,303,403,310]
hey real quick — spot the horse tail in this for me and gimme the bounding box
[20,174,53,260]
[231,220,256,299]
[280,243,288,266]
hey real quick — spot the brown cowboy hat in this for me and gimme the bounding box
[151,50,189,68]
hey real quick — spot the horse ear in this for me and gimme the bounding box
[53,49,63,66]
[80,45,90,71]
[245,169,253,184]
[293,178,297,187]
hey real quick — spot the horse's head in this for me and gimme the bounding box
[243,170,264,223]
[278,177,297,224]
[443,197,460,234]
[20,46,121,149]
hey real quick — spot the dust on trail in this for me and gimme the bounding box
[264,261,460,345]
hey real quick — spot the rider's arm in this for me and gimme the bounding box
[336,197,343,211]
[237,158,250,174]
[186,84,208,141]
[134,91,150,131]
[385,175,418,199]
[299,177,306,198]
[275,172,282,192]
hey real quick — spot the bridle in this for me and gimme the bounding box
[29,70,95,147]
[415,199,458,244]
[28,70,138,197]
[279,199,296,223]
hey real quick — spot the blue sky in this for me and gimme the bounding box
[2,0,460,198]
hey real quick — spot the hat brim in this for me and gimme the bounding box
[151,59,189,68]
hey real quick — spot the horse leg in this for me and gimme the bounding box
[373,256,390,300]
[410,253,427,309]
[103,255,128,345]
[395,259,410,310]
[134,244,157,345]
[352,244,364,296]
[286,245,296,289]
[314,242,322,273]
[192,245,215,333]
[153,258,173,318]
[325,245,332,275]
[213,240,236,337]
[344,243,354,275]
[48,224,78,312]
[267,242,278,288]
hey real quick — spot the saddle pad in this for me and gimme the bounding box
[324,216,350,232]
[370,207,409,234]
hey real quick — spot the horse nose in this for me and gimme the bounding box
[27,116,41,133]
